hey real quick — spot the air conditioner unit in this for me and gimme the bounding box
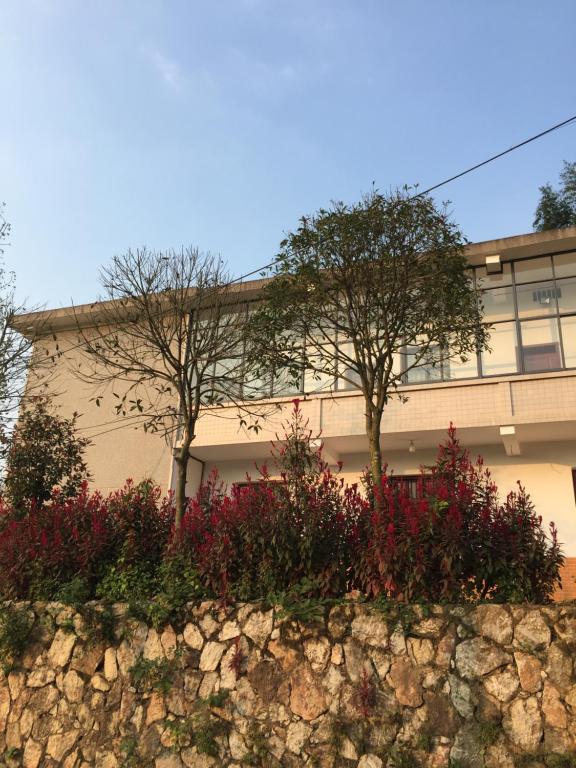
[485,254,502,274]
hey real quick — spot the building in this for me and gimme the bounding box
[14,227,576,598]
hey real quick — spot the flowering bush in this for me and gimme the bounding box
[353,425,563,603]
[171,402,366,600]
[171,466,366,601]
[0,402,564,605]
[0,480,173,600]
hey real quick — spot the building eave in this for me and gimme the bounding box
[11,226,576,339]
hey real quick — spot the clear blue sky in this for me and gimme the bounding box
[1,0,575,309]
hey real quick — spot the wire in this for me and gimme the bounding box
[27,111,576,440]
[415,113,576,198]
[53,110,576,361]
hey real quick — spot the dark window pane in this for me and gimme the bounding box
[520,318,561,372]
[389,474,429,499]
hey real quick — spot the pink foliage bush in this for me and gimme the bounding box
[353,425,563,603]
[0,403,564,604]
[0,480,173,599]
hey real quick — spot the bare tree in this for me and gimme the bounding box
[247,189,489,489]
[0,203,10,256]
[0,204,47,455]
[74,247,269,527]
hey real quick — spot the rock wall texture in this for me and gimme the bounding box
[0,601,575,767]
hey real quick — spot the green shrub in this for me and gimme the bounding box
[54,576,91,607]
[0,603,33,672]
[129,652,180,694]
[3,397,90,516]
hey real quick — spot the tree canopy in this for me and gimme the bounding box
[248,188,489,487]
[533,161,576,231]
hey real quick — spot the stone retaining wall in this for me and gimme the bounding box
[1,601,575,767]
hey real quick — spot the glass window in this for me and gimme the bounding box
[304,331,336,393]
[481,286,515,322]
[404,346,444,384]
[513,257,553,284]
[213,357,243,401]
[447,354,479,380]
[272,365,302,396]
[481,322,518,376]
[561,316,576,368]
[475,263,512,288]
[338,342,361,390]
[554,251,576,278]
[243,371,272,400]
[520,318,561,373]
[516,280,558,318]
[556,277,576,314]
[304,367,334,393]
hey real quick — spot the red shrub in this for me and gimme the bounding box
[0,410,563,605]
[0,480,173,599]
[171,401,369,601]
[171,466,367,601]
[352,425,563,602]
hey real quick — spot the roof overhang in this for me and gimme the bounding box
[11,227,576,339]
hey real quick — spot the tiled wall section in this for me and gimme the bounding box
[192,373,576,447]
[555,557,576,601]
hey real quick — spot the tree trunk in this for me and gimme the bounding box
[366,408,383,495]
[174,434,192,530]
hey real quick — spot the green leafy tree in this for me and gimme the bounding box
[248,189,488,488]
[533,161,576,231]
[4,397,91,514]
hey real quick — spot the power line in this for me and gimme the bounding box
[417,113,576,198]
[56,111,576,354]
[27,111,576,439]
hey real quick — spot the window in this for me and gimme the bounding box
[448,354,479,380]
[481,322,518,376]
[474,250,576,380]
[338,342,362,390]
[556,277,576,314]
[516,281,559,318]
[404,346,445,384]
[520,319,561,372]
[238,251,576,401]
[272,364,302,397]
[482,286,515,322]
[476,263,513,287]
[514,256,553,283]
[561,316,576,368]
[389,474,431,499]
[554,252,576,278]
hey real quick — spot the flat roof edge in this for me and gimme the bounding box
[12,227,576,337]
